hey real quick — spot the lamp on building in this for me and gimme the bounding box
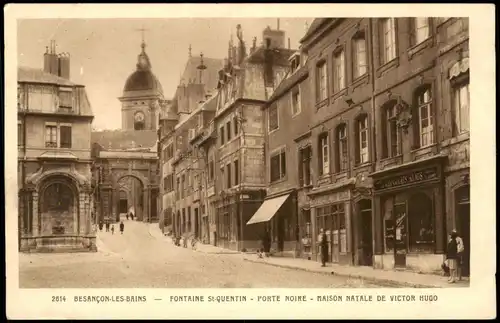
[344,97,355,107]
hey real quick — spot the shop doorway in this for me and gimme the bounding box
[456,185,470,277]
[358,199,373,266]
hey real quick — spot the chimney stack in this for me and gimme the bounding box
[58,52,71,80]
[288,38,291,49]
[43,41,71,79]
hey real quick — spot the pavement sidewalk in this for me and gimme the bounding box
[242,254,470,288]
[147,224,240,255]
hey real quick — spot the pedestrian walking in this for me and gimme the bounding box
[130,212,134,221]
[454,229,465,280]
[105,222,110,232]
[261,227,271,257]
[319,228,328,267]
[120,221,125,235]
[446,230,459,283]
[111,224,115,235]
[126,213,129,220]
[99,221,103,232]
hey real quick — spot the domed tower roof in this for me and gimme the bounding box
[122,41,164,98]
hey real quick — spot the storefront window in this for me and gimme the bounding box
[383,192,435,254]
[316,203,347,258]
[408,192,434,252]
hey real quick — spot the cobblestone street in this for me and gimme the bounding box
[19,220,384,288]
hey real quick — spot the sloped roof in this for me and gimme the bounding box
[268,65,309,104]
[18,66,78,86]
[75,86,94,116]
[300,18,332,43]
[246,47,296,66]
[91,130,158,150]
[177,56,224,95]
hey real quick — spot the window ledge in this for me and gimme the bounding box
[269,177,287,185]
[298,184,313,191]
[407,37,433,60]
[353,162,371,170]
[350,73,369,91]
[315,98,329,110]
[376,57,400,78]
[330,88,348,102]
[379,154,403,163]
[440,132,470,148]
[291,111,302,119]
[268,127,280,136]
[411,143,437,155]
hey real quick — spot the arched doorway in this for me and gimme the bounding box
[115,175,144,222]
[455,185,470,277]
[357,199,373,266]
[39,176,78,236]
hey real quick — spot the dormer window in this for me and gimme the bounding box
[58,87,73,112]
[290,54,301,74]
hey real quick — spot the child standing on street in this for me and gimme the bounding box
[111,225,115,235]
[120,221,125,235]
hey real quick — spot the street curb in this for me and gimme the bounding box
[242,257,440,288]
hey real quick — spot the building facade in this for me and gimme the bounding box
[91,40,162,224]
[18,42,96,252]
[214,25,295,252]
[296,17,469,274]
[262,50,312,258]
[158,52,224,242]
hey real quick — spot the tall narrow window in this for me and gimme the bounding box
[417,88,434,147]
[384,104,401,158]
[233,116,239,136]
[316,61,327,102]
[299,146,312,187]
[18,121,23,146]
[336,125,348,172]
[208,160,215,181]
[226,121,231,142]
[220,126,225,145]
[226,164,232,189]
[291,90,301,115]
[353,34,367,78]
[318,134,329,176]
[453,82,470,135]
[413,17,430,45]
[220,167,225,190]
[270,150,287,182]
[60,125,72,148]
[333,50,346,92]
[181,174,185,199]
[45,125,57,148]
[381,18,397,63]
[234,160,239,186]
[268,104,279,131]
[356,116,369,164]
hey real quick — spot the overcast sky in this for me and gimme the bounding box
[17,18,312,130]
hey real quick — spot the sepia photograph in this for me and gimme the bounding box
[5,3,496,320]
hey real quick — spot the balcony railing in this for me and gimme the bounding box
[45,142,57,148]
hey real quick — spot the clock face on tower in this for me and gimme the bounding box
[135,112,145,122]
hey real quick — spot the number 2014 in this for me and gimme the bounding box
[52,296,66,302]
